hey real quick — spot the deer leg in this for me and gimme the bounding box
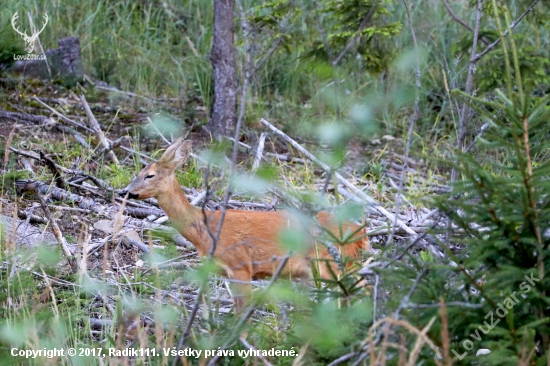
[228,269,252,312]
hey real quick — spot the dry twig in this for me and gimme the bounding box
[388,0,421,245]
[472,0,540,63]
[260,118,416,236]
[442,0,489,45]
[80,94,119,164]
[34,190,77,271]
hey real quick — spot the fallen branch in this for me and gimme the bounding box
[3,104,145,166]
[32,97,92,132]
[97,136,126,157]
[17,179,104,213]
[15,179,191,248]
[224,136,306,164]
[368,226,429,236]
[0,109,89,151]
[80,94,119,164]
[123,206,165,219]
[252,132,267,171]
[17,208,47,224]
[259,118,416,236]
[38,151,65,188]
[0,110,48,124]
[120,235,150,253]
[34,189,77,271]
[10,146,112,190]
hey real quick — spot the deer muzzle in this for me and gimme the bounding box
[119,189,139,199]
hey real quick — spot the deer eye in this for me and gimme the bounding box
[145,174,155,179]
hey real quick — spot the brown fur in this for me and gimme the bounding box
[120,139,369,309]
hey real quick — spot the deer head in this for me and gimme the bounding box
[11,12,49,54]
[119,139,193,200]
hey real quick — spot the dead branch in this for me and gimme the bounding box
[472,0,540,63]
[17,208,47,224]
[120,235,150,253]
[17,179,104,213]
[388,0,422,245]
[260,118,417,236]
[55,124,91,148]
[1,113,89,159]
[123,206,165,219]
[34,189,77,271]
[96,136,126,157]
[9,146,112,190]
[442,0,490,45]
[80,94,119,164]
[32,97,92,132]
[2,105,142,166]
[38,151,65,188]
[252,132,267,171]
[368,226,428,236]
[225,135,306,164]
[0,110,47,124]
[15,179,191,248]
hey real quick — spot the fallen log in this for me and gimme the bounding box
[15,179,191,248]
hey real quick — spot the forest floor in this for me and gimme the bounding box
[0,76,449,342]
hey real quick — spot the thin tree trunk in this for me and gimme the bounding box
[208,0,237,136]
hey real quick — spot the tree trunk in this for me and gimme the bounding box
[208,0,237,136]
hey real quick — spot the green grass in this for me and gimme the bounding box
[0,0,429,143]
[176,159,203,188]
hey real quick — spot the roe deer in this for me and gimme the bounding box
[119,138,369,309]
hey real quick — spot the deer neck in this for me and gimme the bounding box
[155,178,210,254]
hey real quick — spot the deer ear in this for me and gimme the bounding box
[158,139,192,169]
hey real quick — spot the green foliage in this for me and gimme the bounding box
[451,3,550,94]
[249,0,401,74]
[405,36,550,364]
[477,43,549,92]
[316,0,402,73]
[437,95,550,364]
[1,170,32,187]
[293,299,372,357]
[0,11,23,70]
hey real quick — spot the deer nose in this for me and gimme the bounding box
[119,190,139,199]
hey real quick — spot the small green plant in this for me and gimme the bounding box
[363,161,386,183]
[419,250,434,263]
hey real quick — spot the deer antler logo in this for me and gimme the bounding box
[11,11,49,54]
